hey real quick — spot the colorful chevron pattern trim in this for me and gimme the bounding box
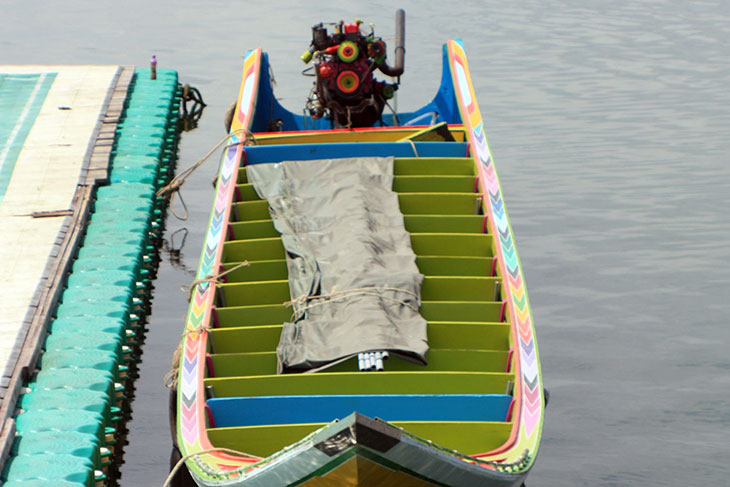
[178,140,240,449]
[447,40,543,463]
[232,49,262,134]
[177,48,262,473]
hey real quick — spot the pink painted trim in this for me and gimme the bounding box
[211,307,219,328]
[505,398,516,422]
[234,50,262,130]
[180,50,265,471]
[206,353,215,377]
[205,404,217,428]
[219,263,228,284]
[449,39,542,461]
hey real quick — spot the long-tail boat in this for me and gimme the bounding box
[170,10,544,486]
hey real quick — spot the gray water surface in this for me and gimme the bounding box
[3,1,730,485]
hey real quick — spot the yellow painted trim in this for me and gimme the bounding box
[253,127,466,145]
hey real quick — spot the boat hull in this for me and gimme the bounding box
[187,413,529,487]
[173,38,544,487]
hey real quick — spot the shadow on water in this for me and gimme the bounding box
[162,228,193,273]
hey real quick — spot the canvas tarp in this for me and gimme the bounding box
[246,156,428,373]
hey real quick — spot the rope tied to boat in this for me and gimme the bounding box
[163,322,215,389]
[156,128,257,220]
[405,138,419,157]
[285,285,420,318]
[163,447,260,487]
[163,261,250,388]
[282,286,420,374]
[185,261,250,301]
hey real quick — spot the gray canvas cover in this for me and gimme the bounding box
[246,156,428,373]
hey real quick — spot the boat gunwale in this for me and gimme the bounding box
[174,40,544,485]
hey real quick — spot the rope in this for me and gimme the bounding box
[168,185,189,221]
[157,128,257,220]
[385,100,400,126]
[163,322,215,389]
[406,139,419,157]
[164,262,249,388]
[185,261,250,301]
[163,340,183,389]
[301,353,357,374]
[163,447,259,487]
[285,285,420,318]
[280,286,420,373]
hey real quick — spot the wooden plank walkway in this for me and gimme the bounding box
[0,66,183,482]
[0,65,130,414]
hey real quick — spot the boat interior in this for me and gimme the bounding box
[248,44,461,133]
[203,147,516,459]
[196,44,518,460]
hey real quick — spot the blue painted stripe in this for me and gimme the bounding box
[206,394,512,427]
[0,73,56,203]
[242,142,468,165]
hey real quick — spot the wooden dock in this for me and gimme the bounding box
[0,65,183,485]
[0,66,128,398]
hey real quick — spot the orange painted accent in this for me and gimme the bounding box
[231,49,262,134]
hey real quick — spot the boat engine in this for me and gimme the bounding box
[302,10,405,128]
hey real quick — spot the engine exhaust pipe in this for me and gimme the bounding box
[379,9,405,78]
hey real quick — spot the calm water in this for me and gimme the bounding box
[3,1,730,485]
